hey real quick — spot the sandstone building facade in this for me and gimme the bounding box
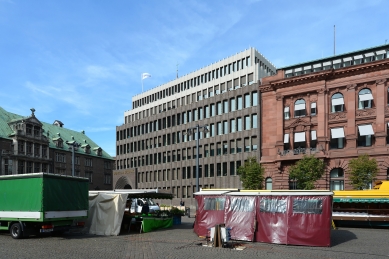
[260,44,389,190]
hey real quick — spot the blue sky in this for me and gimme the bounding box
[1,0,388,157]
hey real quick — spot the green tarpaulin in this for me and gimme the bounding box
[142,217,173,233]
[333,198,389,203]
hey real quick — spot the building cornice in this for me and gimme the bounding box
[260,59,389,93]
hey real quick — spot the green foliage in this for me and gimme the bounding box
[347,154,379,190]
[289,155,325,190]
[237,157,264,190]
[169,207,185,216]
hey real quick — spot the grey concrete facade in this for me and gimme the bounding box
[115,48,276,204]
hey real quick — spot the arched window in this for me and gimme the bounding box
[265,177,273,190]
[358,88,373,109]
[294,99,306,117]
[331,93,344,112]
[330,168,344,191]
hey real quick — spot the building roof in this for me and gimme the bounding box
[279,43,389,70]
[0,106,113,160]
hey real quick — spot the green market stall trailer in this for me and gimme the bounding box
[0,173,89,239]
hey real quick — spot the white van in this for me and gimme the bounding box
[129,198,160,213]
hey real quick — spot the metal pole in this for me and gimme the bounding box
[196,125,199,193]
[71,145,75,177]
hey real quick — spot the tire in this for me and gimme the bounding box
[10,223,23,239]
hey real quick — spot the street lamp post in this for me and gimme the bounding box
[184,124,208,193]
[66,141,80,177]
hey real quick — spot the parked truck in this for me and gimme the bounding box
[0,173,89,239]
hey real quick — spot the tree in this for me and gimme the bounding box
[289,155,325,190]
[237,157,265,190]
[347,154,379,190]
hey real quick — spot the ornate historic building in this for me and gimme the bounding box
[0,107,114,190]
[260,44,389,190]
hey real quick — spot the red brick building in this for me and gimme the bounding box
[260,44,389,190]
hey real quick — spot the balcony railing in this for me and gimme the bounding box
[280,147,319,156]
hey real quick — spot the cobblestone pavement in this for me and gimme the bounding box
[0,217,388,259]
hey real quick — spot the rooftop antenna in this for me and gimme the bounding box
[333,25,336,56]
[176,63,179,79]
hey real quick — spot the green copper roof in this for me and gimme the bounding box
[0,106,113,160]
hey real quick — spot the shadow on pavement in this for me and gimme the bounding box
[330,229,357,246]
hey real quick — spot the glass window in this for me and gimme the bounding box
[230,161,235,176]
[294,99,306,117]
[204,144,209,157]
[252,114,258,128]
[217,163,221,176]
[230,98,236,112]
[265,177,273,190]
[236,139,242,153]
[237,96,242,110]
[330,168,344,191]
[237,117,242,131]
[210,104,215,117]
[217,102,222,115]
[252,136,258,151]
[230,139,235,154]
[210,143,215,156]
[252,92,258,106]
[244,93,250,108]
[311,102,316,116]
[223,100,228,113]
[216,142,222,156]
[358,88,373,109]
[244,115,250,130]
[223,141,228,155]
[230,119,236,133]
[331,93,344,112]
[284,106,290,120]
[205,105,209,118]
[217,122,222,135]
[223,120,228,134]
[210,123,215,137]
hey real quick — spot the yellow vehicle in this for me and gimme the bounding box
[333,181,389,227]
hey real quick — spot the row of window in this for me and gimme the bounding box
[137,160,243,184]
[133,57,253,110]
[55,152,94,166]
[128,79,259,124]
[15,160,49,174]
[16,141,48,157]
[119,92,258,141]
[284,88,376,119]
[118,115,258,155]
[285,50,388,78]
[284,123,388,151]
[118,136,258,169]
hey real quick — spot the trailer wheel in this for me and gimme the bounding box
[10,223,23,239]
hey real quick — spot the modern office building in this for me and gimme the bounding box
[260,44,389,190]
[0,107,114,190]
[115,48,276,204]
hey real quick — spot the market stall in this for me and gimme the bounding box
[85,189,173,236]
[333,182,389,228]
[255,191,333,247]
[194,189,333,247]
[224,192,258,241]
[193,191,230,237]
